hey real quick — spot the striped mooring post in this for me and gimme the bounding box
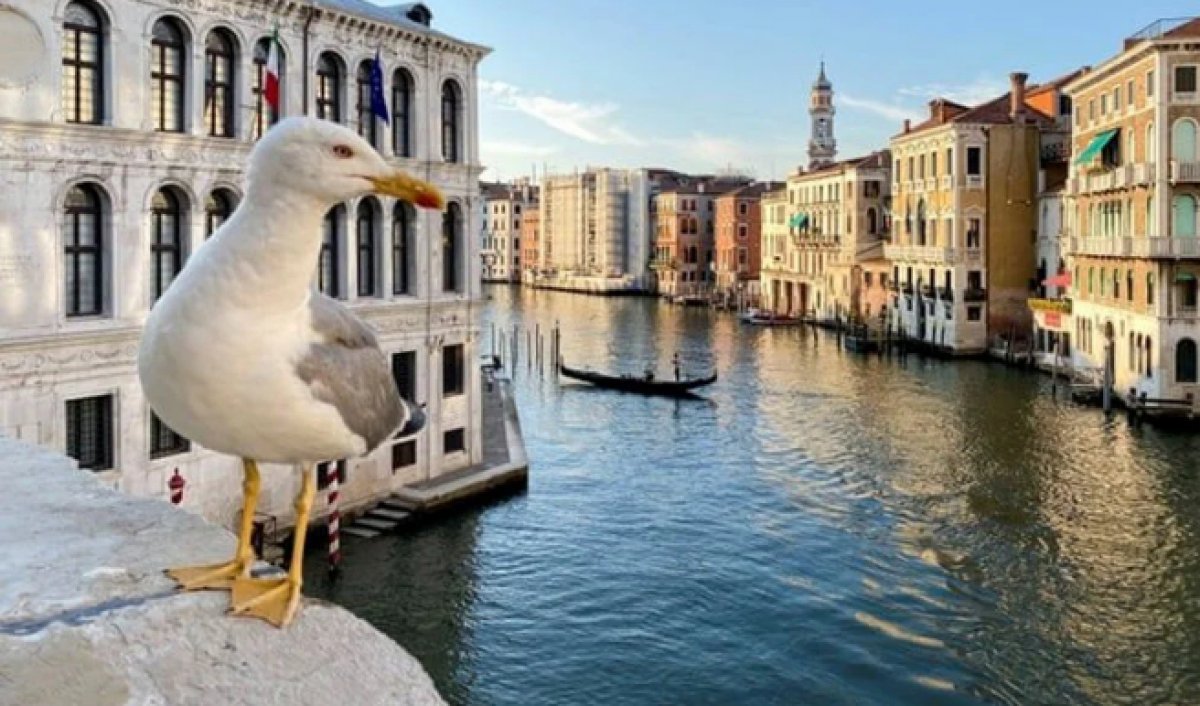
[326,460,342,574]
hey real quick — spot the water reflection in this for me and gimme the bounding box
[319,285,1200,705]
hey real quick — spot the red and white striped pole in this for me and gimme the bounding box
[326,460,342,574]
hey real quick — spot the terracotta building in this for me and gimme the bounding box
[713,182,783,307]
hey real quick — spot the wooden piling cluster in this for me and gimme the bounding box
[487,320,562,379]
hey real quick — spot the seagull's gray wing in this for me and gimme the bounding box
[296,291,406,452]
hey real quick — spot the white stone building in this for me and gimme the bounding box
[480,178,533,283]
[0,0,490,530]
[535,167,655,293]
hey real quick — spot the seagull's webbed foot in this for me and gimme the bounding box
[229,575,302,628]
[166,559,251,591]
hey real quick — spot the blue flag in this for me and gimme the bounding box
[370,50,390,125]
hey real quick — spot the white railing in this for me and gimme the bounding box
[1136,236,1200,257]
[939,175,953,190]
[1068,236,1134,256]
[883,244,957,263]
[1171,160,1200,183]
[965,175,983,190]
[1133,162,1155,185]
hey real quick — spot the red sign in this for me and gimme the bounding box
[1044,312,1061,328]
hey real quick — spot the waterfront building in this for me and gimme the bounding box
[713,182,783,308]
[1028,186,1074,370]
[1061,18,1200,403]
[763,152,890,322]
[0,0,491,529]
[886,71,1076,354]
[481,178,534,283]
[534,168,659,293]
[651,178,749,300]
[757,188,793,311]
[520,204,541,285]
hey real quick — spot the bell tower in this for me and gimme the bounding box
[808,61,837,169]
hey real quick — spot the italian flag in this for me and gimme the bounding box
[264,26,281,112]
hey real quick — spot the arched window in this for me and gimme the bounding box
[1113,269,1120,299]
[203,29,236,137]
[251,36,283,140]
[392,69,414,158]
[1176,338,1198,383]
[320,206,344,298]
[63,183,105,316]
[1172,119,1198,162]
[441,80,461,163]
[867,207,877,235]
[916,199,927,245]
[1173,194,1197,237]
[442,202,462,292]
[1126,269,1134,301]
[356,61,377,147]
[62,1,105,124]
[151,187,187,301]
[393,202,413,295]
[1100,268,1107,297]
[151,18,187,132]
[1145,337,1153,376]
[205,189,235,238]
[356,198,380,297]
[1148,272,1155,306]
[1088,267,1094,295]
[316,53,343,122]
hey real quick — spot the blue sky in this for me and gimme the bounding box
[402,1,1196,181]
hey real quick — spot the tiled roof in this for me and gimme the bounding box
[897,88,1055,139]
[793,150,890,178]
[719,181,786,199]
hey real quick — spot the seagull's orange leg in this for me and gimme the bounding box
[229,464,314,628]
[166,459,261,591]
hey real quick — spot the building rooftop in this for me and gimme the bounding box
[894,72,1085,139]
[791,150,891,179]
[314,0,488,52]
[1126,16,1200,46]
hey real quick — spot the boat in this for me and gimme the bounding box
[739,309,801,326]
[843,326,882,353]
[558,362,717,397]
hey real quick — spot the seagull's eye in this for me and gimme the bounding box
[332,145,354,159]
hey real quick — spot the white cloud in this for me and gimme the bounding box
[480,79,642,146]
[897,77,1009,107]
[481,139,559,157]
[839,95,920,124]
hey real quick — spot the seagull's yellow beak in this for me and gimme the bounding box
[370,171,446,210]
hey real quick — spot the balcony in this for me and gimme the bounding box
[883,243,958,264]
[1071,163,1156,194]
[965,175,984,190]
[1069,236,1135,257]
[920,284,936,299]
[1171,160,1200,183]
[963,287,987,302]
[939,286,954,303]
[939,175,953,190]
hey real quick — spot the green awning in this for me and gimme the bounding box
[788,213,809,229]
[1175,272,1197,283]
[1074,129,1119,165]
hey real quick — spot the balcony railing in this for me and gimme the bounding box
[939,175,953,190]
[920,284,936,298]
[966,175,984,190]
[1069,235,1200,258]
[939,286,954,303]
[1171,160,1200,183]
[883,244,959,264]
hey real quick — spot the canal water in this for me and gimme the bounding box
[309,285,1200,705]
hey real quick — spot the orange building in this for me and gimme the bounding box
[520,206,540,284]
[713,182,783,306]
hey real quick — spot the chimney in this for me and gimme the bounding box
[1010,72,1029,121]
[903,119,911,134]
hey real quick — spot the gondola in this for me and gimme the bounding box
[559,362,717,397]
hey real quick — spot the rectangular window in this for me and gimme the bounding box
[946,148,953,175]
[442,343,464,397]
[738,224,748,239]
[1127,79,1135,108]
[1176,66,1197,93]
[967,270,983,290]
[966,147,982,176]
[1148,70,1155,98]
[1114,87,1121,111]
[1089,99,1095,121]
[967,218,982,248]
[444,428,465,454]
[967,306,982,322]
[66,394,113,471]
[150,412,190,458]
[392,350,417,402]
[1100,93,1109,115]
[930,153,938,177]
[392,440,416,470]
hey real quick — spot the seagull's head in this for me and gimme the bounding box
[248,117,446,210]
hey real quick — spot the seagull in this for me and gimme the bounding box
[138,117,445,627]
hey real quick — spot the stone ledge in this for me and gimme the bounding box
[0,435,445,706]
